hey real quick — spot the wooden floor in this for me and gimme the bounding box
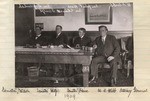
[15,69,134,87]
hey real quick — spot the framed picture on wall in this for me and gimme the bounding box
[85,4,112,24]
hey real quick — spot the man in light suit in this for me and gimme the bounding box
[89,26,120,86]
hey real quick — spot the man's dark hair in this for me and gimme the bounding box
[56,25,62,29]
[35,26,42,30]
[98,25,108,31]
[78,28,86,33]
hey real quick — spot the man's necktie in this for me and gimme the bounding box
[102,38,105,44]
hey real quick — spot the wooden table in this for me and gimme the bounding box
[15,46,93,87]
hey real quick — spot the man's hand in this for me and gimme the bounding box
[107,56,114,62]
[36,44,40,48]
[93,44,97,49]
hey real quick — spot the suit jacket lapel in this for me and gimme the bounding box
[56,33,62,39]
[104,35,109,46]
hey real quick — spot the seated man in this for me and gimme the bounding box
[50,25,68,81]
[51,25,68,47]
[72,28,91,74]
[126,36,133,62]
[27,26,47,46]
[89,25,120,86]
[18,26,47,76]
[73,28,91,48]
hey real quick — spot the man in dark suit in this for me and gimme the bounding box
[52,25,68,47]
[21,26,47,76]
[27,26,47,46]
[89,26,120,86]
[51,25,68,82]
[72,28,91,74]
[73,28,91,48]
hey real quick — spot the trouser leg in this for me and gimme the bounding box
[54,64,59,73]
[75,64,82,74]
[68,64,74,76]
[90,56,106,78]
[109,59,118,79]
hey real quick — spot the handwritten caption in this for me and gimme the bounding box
[18,3,132,14]
[1,87,148,100]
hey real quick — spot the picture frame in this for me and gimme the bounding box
[85,4,112,24]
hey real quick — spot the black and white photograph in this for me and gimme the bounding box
[15,3,134,87]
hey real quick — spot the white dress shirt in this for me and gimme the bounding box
[102,35,107,44]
